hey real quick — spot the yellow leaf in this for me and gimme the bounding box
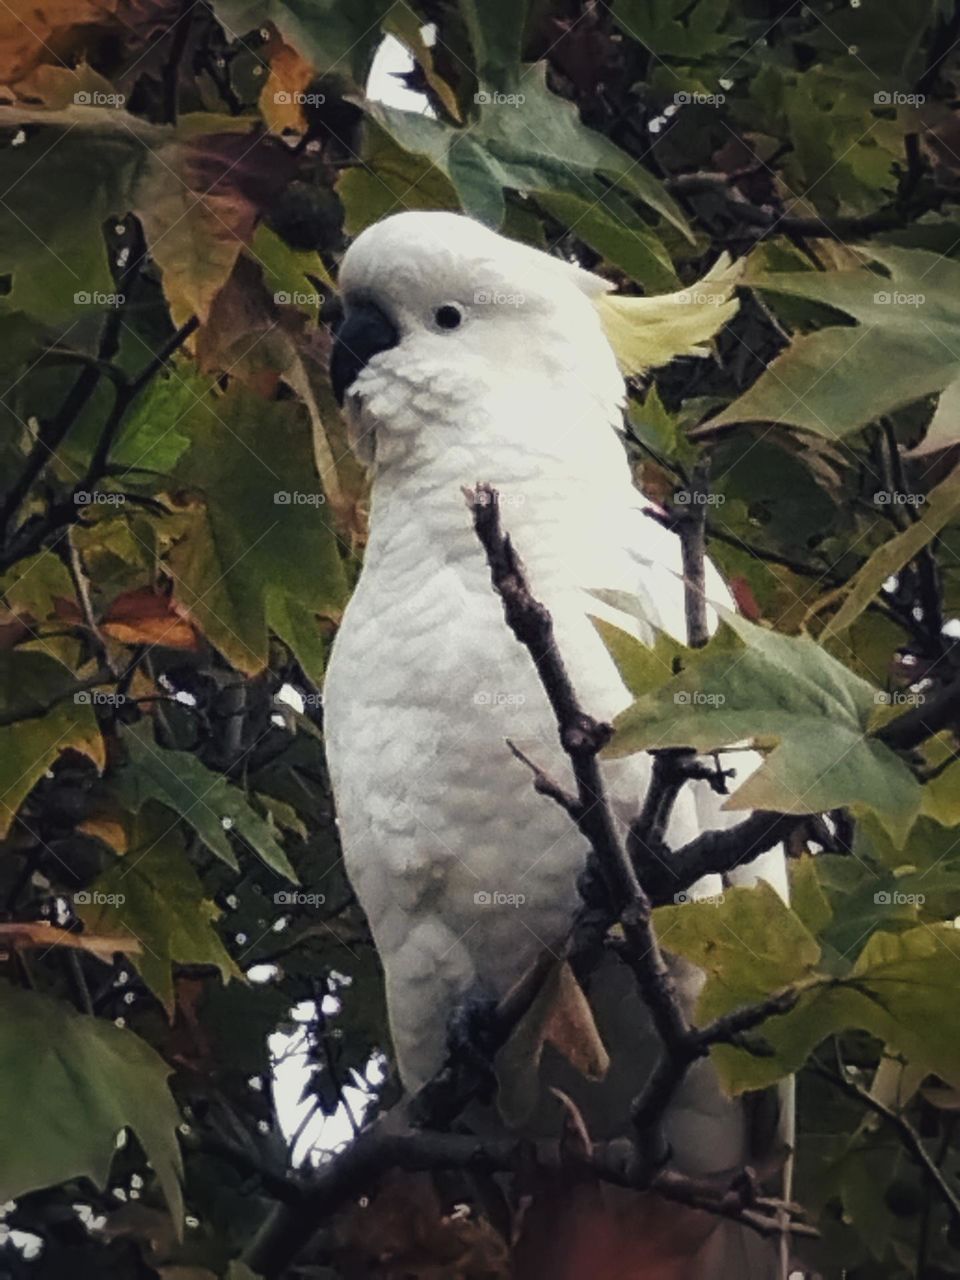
[260,41,314,134]
[78,815,129,853]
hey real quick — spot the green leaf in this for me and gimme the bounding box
[112,362,212,474]
[248,223,333,317]
[790,855,834,938]
[210,0,392,83]
[715,246,960,439]
[78,814,243,1014]
[372,63,691,236]
[0,130,146,324]
[607,612,922,844]
[653,882,836,1092]
[920,736,960,827]
[533,189,678,290]
[112,722,297,880]
[777,69,904,215]
[458,0,529,92]
[627,384,693,463]
[337,119,461,238]
[612,0,738,60]
[669,885,960,1093]
[255,792,308,840]
[589,613,684,697]
[825,468,960,634]
[0,981,182,1218]
[167,384,347,677]
[0,554,75,623]
[845,925,960,1088]
[655,882,821,1000]
[0,653,105,839]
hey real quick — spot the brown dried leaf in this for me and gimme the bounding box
[260,40,314,134]
[0,922,140,957]
[495,958,609,1128]
[338,1173,510,1280]
[135,132,297,325]
[0,0,117,86]
[101,587,199,650]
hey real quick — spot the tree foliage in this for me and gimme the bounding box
[1,1,960,1277]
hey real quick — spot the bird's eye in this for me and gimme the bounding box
[434,303,464,330]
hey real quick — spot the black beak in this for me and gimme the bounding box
[330,299,399,405]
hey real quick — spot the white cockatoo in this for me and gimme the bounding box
[323,211,789,1279]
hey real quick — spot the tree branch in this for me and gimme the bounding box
[814,1063,960,1231]
[637,810,805,903]
[465,483,691,1061]
[240,485,817,1278]
[0,314,198,576]
[242,1124,815,1275]
[665,171,908,240]
[872,671,960,751]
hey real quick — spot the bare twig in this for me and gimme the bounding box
[814,1063,960,1231]
[0,670,115,729]
[0,314,199,576]
[505,738,580,817]
[665,171,907,240]
[639,810,805,903]
[465,483,691,1063]
[242,1124,815,1275]
[872,672,960,751]
[64,528,116,677]
[677,456,712,649]
[239,486,819,1279]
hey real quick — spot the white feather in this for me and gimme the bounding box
[323,215,787,1257]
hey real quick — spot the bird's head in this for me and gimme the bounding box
[329,211,623,469]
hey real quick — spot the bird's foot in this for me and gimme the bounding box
[445,985,500,1100]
